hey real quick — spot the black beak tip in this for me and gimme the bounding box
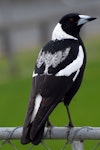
[88,17,97,21]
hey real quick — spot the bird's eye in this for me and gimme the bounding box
[69,18,75,23]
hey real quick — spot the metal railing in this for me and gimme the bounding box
[0,126,100,150]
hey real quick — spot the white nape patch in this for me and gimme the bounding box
[32,71,38,77]
[36,47,70,74]
[78,15,91,26]
[31,94,42,123]
[52,23,78,41]
[56,45,84,81]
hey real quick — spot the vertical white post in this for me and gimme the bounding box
[72,141,84,150]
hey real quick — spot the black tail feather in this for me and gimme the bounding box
[21,124,32,144]
[21,96,59,145]
[31,123,45,145]
[21,123,45,145]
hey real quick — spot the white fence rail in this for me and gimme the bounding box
[0,126,100,150]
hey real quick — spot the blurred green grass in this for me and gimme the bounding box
[0,36,100,149]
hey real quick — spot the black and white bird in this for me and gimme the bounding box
[21,13,96,145]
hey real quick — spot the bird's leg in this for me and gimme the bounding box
[66,105,73,127]
[65,105,74,142]
[46,118,53,139]
[46,119,53,127]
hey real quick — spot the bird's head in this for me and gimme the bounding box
[52,13,96,40]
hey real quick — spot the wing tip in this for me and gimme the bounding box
[21,137,31,145]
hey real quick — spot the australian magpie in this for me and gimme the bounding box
[21,13,96,145]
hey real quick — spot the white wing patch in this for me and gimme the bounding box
[32,71,38,77]
[36,47,70,74]
[56,45,84,81]
[52,23,78,41]
[73,69,80,81]
[31,94,42,123]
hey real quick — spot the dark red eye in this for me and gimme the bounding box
[69,18,75,23]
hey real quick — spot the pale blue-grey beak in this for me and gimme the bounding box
[78,15,96,26]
